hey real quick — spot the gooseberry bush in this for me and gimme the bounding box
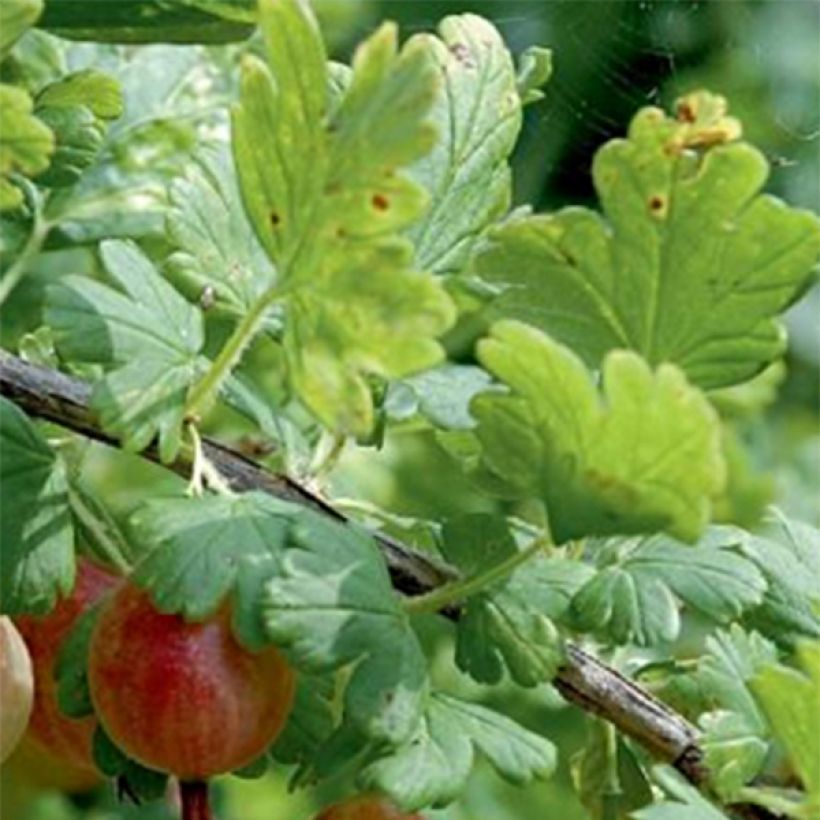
[1,1,819,819]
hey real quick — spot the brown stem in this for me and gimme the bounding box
[0,352,775,819]
[179,780,211,820]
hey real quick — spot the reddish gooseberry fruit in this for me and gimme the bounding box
[0,616,34,762]
[314,795,426,819]
[88,580,296,817]
[14,558,120,778]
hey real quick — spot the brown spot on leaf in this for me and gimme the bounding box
[270,211,281,228]
[372,193,390,212]
[449,42,476,68]
[677,100,696,123]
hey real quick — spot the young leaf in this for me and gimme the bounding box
[34,104,106,187]
[46,239,205,462]
[751,642,820,813]
[472,320,724,544]
[130,493,293,649]
[405,14,524,274]
[568,528,767,646]
[0,0,42,61]
[699,710,768,801]
[232,0,454,435]
[0,397,74,615]
[166,146,277,318]
[475,91,820,389]
[695,626,778,735]
[262,511,428,746]
[36,69,123,120]
[359,692,556,811]
[0,83,54,209]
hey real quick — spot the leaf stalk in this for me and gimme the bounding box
[403,535,550,615]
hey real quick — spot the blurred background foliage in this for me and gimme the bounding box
[1,1,818,818]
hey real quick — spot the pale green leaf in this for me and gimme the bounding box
[472,320,724,543]
[166,146,276,317]
[516,46,553,106]
[406,14,523,274]
[46,239,204,462]
[700,710,768,801]
[262,512,427,745]
[36,69,123,119]
[0,397,74,615]
[569,528,766,646]
[232,0,454,435]
[476,91,820,389]
[752,642,820,806]
[360,692,556,811]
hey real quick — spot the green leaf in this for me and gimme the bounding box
[232,0,454,435]
[751,642,820,810]
[570,720,653,818]
[700,710,768,801]
[475,91,820,389]
[472,320,724,543]
[262,511,427,746]
[695,626,778,735]
[0,0,42,60]
[360,692,556,811]
[633,765,731,820]
[166,146,276,318]
[569,528,766,646]
[0,83,54,209]
[270,673,335,779]
[740,530,820,645]
[0,397,74,615]
[405,14,524,275]
[46,239,204,462]
[34,104,105,187]
[36,69,123,119]
[131,493,292,649]
[439,515,585,686]
[93,726,167,801]
[397,364,493,430]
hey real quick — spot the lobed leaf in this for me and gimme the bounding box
[232,0,455,435]
[472,320,725,543]
[406,14,525,275]
[130,493,293,649]
[0,397,74,615]
[262,511,427,746]
[46,239,204,462]
[359,692,556,811]
[475,91,820,389]
[166,146,277,317]
[569,527,767,646]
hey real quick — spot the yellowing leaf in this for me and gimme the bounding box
[476,91,820,389]
[472,320,724,543]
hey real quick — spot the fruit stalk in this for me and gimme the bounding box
[180,780,212,820]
